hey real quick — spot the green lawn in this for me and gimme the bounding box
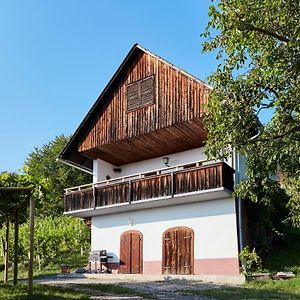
[185,277,300,300]
[0,253,88,281]
[0,284,88,300]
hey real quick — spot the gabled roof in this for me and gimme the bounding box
[59,43,210,173]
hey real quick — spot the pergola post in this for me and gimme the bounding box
[28,196,35,296]
[4,221,9,284]
[13,209,19,285]
[0,186,34,288]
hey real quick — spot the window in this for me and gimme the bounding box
[126,75,155,112]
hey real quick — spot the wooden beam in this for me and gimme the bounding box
[4,221,9,284]
[28,196,35,296]
[0,187,33,192]
[13,209,19,285]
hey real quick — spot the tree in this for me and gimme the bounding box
[24,135,92,217]
[202,1,300,226]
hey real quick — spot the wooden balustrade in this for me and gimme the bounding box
[132,174,171,202]
[64,162,234,213]
[96,182,129,207]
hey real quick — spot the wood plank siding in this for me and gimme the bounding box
[76,48,209,166]
[64,162,234,213]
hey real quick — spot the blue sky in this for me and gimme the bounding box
[0,0,217,172]
[0,1,269,172]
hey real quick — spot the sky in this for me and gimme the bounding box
[0,0,269,173]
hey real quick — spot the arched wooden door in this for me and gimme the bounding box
[162,227,194,275]
[119,230,143,274]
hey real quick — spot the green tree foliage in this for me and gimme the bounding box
[24,135,92,217]
[202,0,300,226]
[0,172,37,224]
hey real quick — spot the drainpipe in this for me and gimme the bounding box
[235,128,261,251]
[235,151,244,251]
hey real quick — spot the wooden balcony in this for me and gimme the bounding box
[64,161,234,216]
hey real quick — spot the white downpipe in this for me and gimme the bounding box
[235,151,244,251]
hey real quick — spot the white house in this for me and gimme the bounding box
[59,44,245,276]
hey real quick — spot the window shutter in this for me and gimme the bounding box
[126,75,155,112]
[140,76,155,106]
[127,82,139,111]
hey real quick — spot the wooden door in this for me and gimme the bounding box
[119,230,143,274]
[162,227,194,275]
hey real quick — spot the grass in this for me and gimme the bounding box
[0,283,89,300]
[0,253,89,281]
[184,277,300,300]
[0,283,156,300]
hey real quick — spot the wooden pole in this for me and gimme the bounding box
[28,196,35,295]
[13,209,19,285]
[4,221,9,284]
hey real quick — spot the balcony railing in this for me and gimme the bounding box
[64,161,234,213]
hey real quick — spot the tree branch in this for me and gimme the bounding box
[253,82,278,115]
[249,125,300,144]
[255,103,273,116]
[264,125,300,141]
[243,25,289,44]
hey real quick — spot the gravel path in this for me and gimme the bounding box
[35,275,227,299]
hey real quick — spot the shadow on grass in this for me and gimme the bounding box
[193,287,300,300]
[184,278,300,300]
[0,283,88,300]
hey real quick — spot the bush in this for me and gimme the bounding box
[239,246,262,275]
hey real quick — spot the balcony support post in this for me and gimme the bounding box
[63,194,67,212]
[128,180,132,204]
[171,171,175,197]
[93,185,96,209]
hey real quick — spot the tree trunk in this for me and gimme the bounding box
[28,196,35,296]
[4,221,9,283]
[13,210,19,285]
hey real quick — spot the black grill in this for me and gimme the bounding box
[100,250,108,263]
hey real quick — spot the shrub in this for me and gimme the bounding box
[239,246,262,275]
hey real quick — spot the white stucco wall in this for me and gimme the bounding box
[91,197,239,263]
[93,146,238,183]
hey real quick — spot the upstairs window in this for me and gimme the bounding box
[126,75,155,112]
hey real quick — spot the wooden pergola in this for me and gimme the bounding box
[0,187,35,295]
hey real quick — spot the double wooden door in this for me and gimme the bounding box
[119,230,143,274]
[162,227,194,275]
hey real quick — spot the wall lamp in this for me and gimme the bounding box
[163,157,170,167]
[113,167,122,173]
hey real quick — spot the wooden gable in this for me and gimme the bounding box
[60,44,210,169]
